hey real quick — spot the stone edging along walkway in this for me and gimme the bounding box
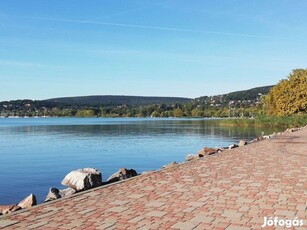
[1,127,307,229]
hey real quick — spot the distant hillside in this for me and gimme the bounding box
[195,85,274,107]
[0,86,274,118]
[223,85,274,101]
[43,95,192,106]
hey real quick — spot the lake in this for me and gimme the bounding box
[0,117,282,204]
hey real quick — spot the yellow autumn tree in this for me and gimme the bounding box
[265,69,307,115]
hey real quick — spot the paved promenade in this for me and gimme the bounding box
[1,128,307,229]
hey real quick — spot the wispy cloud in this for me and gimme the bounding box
[24,16,272,39]
[0,60,49,68]
[83,48,142,56]
[94,1,168,20]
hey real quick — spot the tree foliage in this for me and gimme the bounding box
[0,84,276,118]
[265,69,307,115]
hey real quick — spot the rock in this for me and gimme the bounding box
[61,168,102,191]
[238,140,247,147]
[107,168,138,183]
[197,147,216,156]
[59,188,76,198]
[18,194,37,209]
[45,187,76,202]
[285,128,300,133]
[249,139,256,144]
[185,154,197,161]
[216,147,225,153]
[228,144,239,149]
[271,133,278,139]
[45,187,61,202]
[162,161,178,169]
[0,204,21,215]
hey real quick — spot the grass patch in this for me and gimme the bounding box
[219,115,307,128]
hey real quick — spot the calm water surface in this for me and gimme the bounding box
[0,118,282,204]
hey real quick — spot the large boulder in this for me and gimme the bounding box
[61,168,102,191]
[0,204,21,215]
[107,168,137,183]
[45,187,76,202]
[18,194,37,209]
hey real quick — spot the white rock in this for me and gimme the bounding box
[18,194,37,209]
[61,168,102,191]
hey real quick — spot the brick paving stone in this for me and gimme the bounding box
[222,210,243,219]
[106,206,129,213]
[145,211,167,217]
[96,222,116,229]
[0,220,19,228]
[274,209,297,217]
[145,201,165,207]
[190,215,214,223]
[78,208,97,215]
[225,226,251,230]
[28,221,49,229]
[171,221,197,229]
[128,216,145,223]
[1,127,307,229]
[127,194,145,199]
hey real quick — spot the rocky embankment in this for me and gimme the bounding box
[0,167,138,216]
[183,127,305,162]
[1,126,305,216]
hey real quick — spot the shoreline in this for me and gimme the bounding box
[1,124,306,217]
[1,125,306,229]
[2,115,307,129]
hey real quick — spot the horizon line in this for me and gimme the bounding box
[0,84,274,102]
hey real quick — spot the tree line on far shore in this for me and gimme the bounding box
[1,69,306,119]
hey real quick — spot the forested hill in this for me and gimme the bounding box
[223,85,274,101]
[0,85,274,118]
[43,86,273,107]
[43,95,192,106]
[195,85,274,106]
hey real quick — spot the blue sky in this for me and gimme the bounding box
[0,0,306,100]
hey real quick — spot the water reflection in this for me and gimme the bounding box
[0,118,283,204]
[0,118,282,139]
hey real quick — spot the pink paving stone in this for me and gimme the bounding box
[0,127,307,229]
